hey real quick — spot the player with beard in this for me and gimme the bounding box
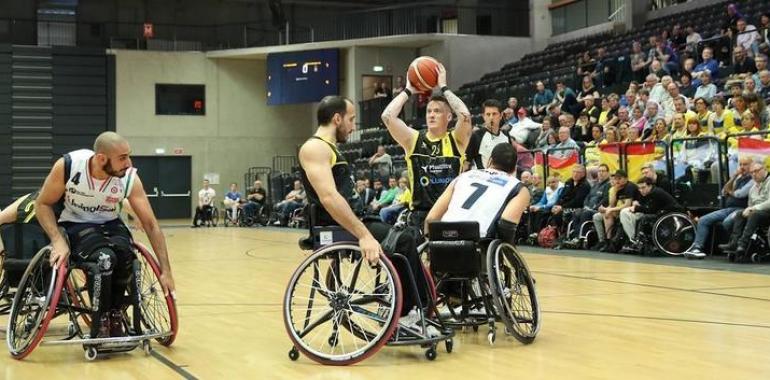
[35,131,175,339]
[299,96,430,321]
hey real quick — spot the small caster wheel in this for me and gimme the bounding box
[445,339,453,353]
[487,331,496,345]
[68,322,77,337]
[85,347,98,361]
[288,347,299,361]
[142,340,152,355]
[425,348,437,361]
[328,335,338,347]
[472,325,479,332]
[751,253,760,263]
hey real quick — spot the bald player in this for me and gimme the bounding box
[35,131,175,339]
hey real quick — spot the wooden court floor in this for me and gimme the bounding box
[2,222,770,379]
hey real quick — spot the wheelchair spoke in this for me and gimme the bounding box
[296,309,335,339]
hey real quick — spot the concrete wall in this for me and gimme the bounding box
[113,50,313,209]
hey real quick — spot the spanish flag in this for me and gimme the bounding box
[535,150,579,181]
[626,142,658,181]
[598,144,621,174]
[530,151,546,179]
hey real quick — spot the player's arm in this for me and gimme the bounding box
[127,175,175,296]
[424,181,456,235]
[381,80,418,151]
[35,158,69,267]
[497,186,531,244]
[442,76,472,152]
[299,140,382,263]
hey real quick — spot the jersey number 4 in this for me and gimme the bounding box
[72,172,82,185]
[461,183,488,209]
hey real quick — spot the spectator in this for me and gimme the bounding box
[708,97,735,135]
[504,97,523,126]
[594,47,615,88]
[671,113,688,138]
[510,109,543,148]
[192,179,216,228]
[529,173,545,205]
[630,41,649,84]
[466,99,513,169]
[601,125,619,144]
[528,175,564,237]
[640,162,671,192]
[691,47,719,87]
[350,180,371,215]
[576,51,596,78]
[647,118,670,142]
[379,177,410,224]
[685,156,754,258]
[555,80,579,116]
[618,121,631,142]
[619,177,682,251]
[694,72,717,102]
[373,82,388,98]
[649,36,679,75]
[662,82,684,116]
[671,23,686,49]
[369,176,399,213]
[643,101,662,134]
[693,97,713,129]
[721,162,770,261]
[577,75,598,103]
[760,13,770,44]
[726,81,744,107]
[646,74,665,103]
[575,110,592,143]
[627,125,642,142]
[754,54,768,88]
[564,163,611,245]
[682,57,696,76]
[598,97,612,126]
[242,180,267,223]
[679,72,696,98]
[224,183,242,225]
[273,179,306,226]
[685,25,702,54]
[531,81,555,117]
[616,106,630,126]
[745,75,758,94]
[649,59,668,77]
[550,165,591,227]
[554,126,579,157]
[593,169,637,251]
[392,76,405,97]
[736,18,761,57]
[722,3,744,37]
[583,94,601,125]
[758,70,770,103]
[536,117,554,148]
[369,145,393,181]
[745,92,770,129]
[729,94,747,125]
[733,45,757,75]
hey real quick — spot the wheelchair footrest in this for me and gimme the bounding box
[41,332,170,346]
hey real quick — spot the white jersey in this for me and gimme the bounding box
[59,149,137,224]
[476,130,511,169]
[442,168,521,238]
[199,188,216,206]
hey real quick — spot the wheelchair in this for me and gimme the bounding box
[427,221,541,345]
[2,224,178,361]
[206,206,219,227]
[621,212,696,256]
[223,206,241,227]
[561,218,598,250]
[284,223,454,365]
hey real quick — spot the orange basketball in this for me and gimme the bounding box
[407,56,440,93]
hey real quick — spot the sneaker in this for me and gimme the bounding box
[684,247,706,260]
[718,241,737,252]
[109,310,126,337]
[528,233,538,239]
[398,308,421,332]
[96,315,111,338]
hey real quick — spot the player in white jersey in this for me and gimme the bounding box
[35,131,175,338]
[425,142,530,242]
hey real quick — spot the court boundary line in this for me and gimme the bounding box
[150,350,198,380]
[544,310,770,329]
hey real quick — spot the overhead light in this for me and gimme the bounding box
[155,148,166,154]
[372,65,384,72]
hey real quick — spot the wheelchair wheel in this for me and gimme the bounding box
[210,208,219,227]
[0,249,7,301]
[652,212,695,256]
[65,268,92,328]
[486,240,540,344]
[283,243,402,366]
[133,242,179,346]
[7,247,68,360]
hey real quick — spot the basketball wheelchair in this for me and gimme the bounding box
[0,223,178,361]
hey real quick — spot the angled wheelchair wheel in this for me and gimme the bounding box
[133,242,179,346]
[283,243,402,366]
[652,212,695,256]
[65,267,92,328]
[486,240,540,344]
[7,247,68,360]
[0,249,8,302]
[211,208,219,227]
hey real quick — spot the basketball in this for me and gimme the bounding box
[407,56,441,93]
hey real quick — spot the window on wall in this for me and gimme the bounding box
[155,84,206,116]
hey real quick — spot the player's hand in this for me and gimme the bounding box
[358,235,383,265]
[160,271,177,299]
[49,239,70,268]
[405,76,418,94]
[742,207,753,217]
[437,62,447,88]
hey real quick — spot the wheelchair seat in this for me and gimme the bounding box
[1,223,50,286]
[427,221,481,275]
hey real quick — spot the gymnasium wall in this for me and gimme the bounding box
[113,50,313,208]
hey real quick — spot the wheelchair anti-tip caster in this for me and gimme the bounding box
[85,347,98,361]
[288,347,299,361]
[142,340,152,355]
[425,346,437,361]
[445,339,453,353]
[487,331,496,345]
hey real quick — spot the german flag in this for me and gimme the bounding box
[535,150,579,181]
[598,144,621,174]
[738,137,770,169]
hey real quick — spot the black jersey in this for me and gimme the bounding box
[299,136,355,226]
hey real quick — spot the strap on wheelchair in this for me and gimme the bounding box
[496,219,519,246]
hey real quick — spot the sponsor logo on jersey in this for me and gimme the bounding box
[111,187,118,194]
[105,196,121,204]
[68,198,117,213]
[68,187,94,197]
[487,176,509,187]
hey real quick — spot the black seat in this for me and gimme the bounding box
[427,221,481,274]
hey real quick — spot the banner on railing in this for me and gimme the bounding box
[738,137,770,168]
[626,143,658,182]
[598,144,621,174]
[537,149,579,181]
